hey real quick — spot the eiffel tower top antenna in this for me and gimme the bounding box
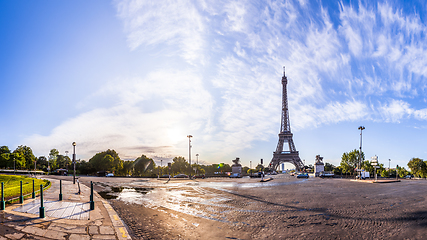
[281,66,291,133]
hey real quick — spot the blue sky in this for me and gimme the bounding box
[1,0,427,170]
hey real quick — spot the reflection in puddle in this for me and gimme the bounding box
[99,178,307,223]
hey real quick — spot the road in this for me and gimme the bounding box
[48,174,427,239]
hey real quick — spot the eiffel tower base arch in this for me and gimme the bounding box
[270,153,304,172]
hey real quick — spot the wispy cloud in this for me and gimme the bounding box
[24,0,427,162]
[115,0,207,65]
[26,69,214,160]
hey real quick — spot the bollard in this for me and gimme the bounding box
[39,184,45,218]
[90,181,94,210]
[32,179,35,198]
[59,180,63,201]
[1,182,5,210]
[90,181,93,202]
[19,181,24,204]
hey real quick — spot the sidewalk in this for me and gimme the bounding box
[0,177,131,240]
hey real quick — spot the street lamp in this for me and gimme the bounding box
[187,135,192,178]
[389,159,391,178]
[72,142,76,184]
[358,126,365,179]
[196,154,199,175]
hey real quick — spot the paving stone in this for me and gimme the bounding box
[0,236,7,240]
[22,226,47,237]
[4,233,25,239]
[99,226,115,235]
[69,234,90,240]
[43,229,67,240]
[48,223,86,234]
[88,225,99,234]
[91,234,116,239]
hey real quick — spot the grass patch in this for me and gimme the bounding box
[0,174,49,201]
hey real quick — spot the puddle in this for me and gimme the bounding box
[99,187,153,200]
[97,177,307,224]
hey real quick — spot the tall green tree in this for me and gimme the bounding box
[340,149,364,176]
[407,158,427,178]
[10,152,25,169]
[36,156,48,171]
[56,155,71,169]
[13,145,36,169]
[171,156,189,174]
[89,149,123,174]
[134,154,155,176]
[0,146,11,168]
[49,149,59,170]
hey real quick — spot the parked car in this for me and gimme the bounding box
[160,174,170,178]
[106,173,114,177]
[173,174,189,178]
[229,173,242,178]
[296,173,309,178]
[194,174,205,179]
[405,175,413,179]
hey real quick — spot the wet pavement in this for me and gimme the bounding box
[76,174,427,239]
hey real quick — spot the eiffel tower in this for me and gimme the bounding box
[269,67,304,171]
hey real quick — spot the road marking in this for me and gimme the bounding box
[113,215,119,221]
[119,227,127,237]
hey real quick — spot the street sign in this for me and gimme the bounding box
[371,163,378,166]
[356,169,363,172]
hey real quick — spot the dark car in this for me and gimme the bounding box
[297,173,309,178]
[173,174,189,178]
[160,174,170,178]
[194,174,205,179]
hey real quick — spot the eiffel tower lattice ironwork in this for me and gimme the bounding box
[269,67,304,172]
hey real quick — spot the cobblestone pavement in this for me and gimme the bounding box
[80,175,427,239]
[0,176,131,240]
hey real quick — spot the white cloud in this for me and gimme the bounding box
[23,0,427,163]
[223,0,248,32]
[292,100,369,130]
[115,0,207,65]
[379,99,413,123]
[26,70,214,160]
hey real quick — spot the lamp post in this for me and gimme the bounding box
[196,154,199,175]
[389,159,391,178]
[187,135,192,178]
[358,126,365,179]
[72,142,76,184]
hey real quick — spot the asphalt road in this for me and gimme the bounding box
[48,174,427,239]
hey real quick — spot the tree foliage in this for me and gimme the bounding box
[407,158,427,178]
[133,154,155,176]
[340,149,364,176]
[13,145,36,169]
[89,149,123,173]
